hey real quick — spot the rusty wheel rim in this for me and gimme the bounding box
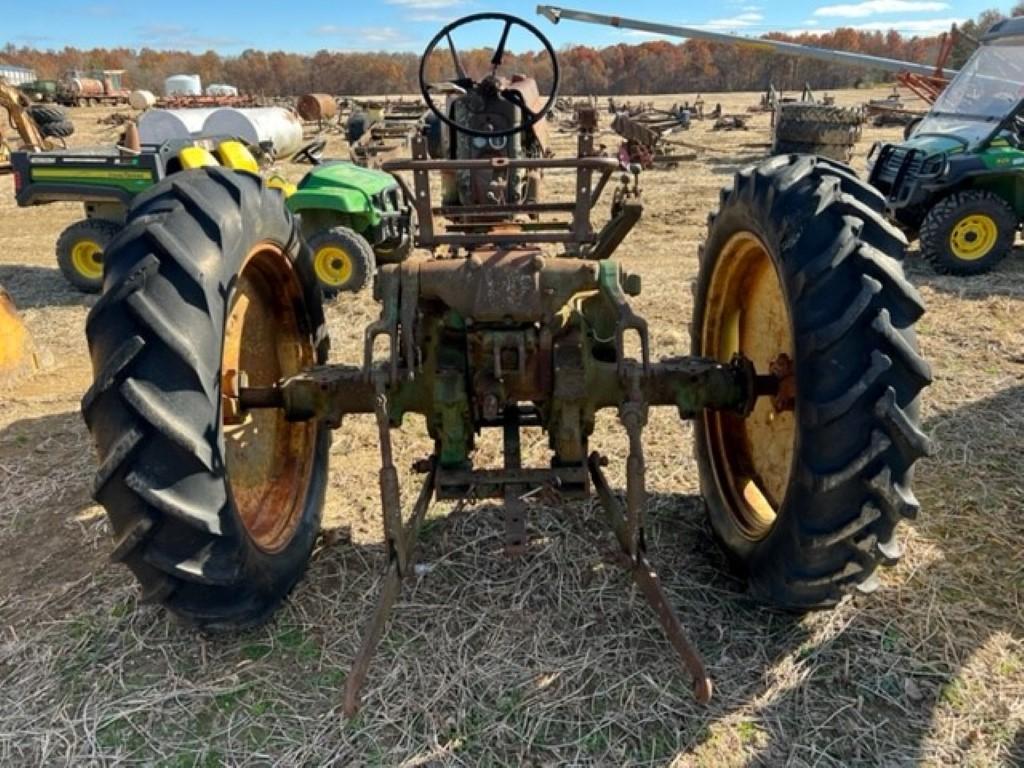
[701,232,796,541]
[222,242,316,553]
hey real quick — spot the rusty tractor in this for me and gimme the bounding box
[81,13,932,713]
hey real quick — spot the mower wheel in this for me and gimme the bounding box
[919,190,1017,275]
[56,218,122,293]
[693,154,932,610]
[82,167,330,629]
[307,226,375,295]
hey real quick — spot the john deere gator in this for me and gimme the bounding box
[869,17,1024,274]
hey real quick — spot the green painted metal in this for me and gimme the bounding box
[287,161,397,229]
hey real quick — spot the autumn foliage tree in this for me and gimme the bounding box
[0,5,1007,96]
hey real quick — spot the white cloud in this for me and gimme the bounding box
[695,12,765,30]
[311,24,423,50]
[845,16,960,33]
[134,23,239,49]
[814,1,949,18]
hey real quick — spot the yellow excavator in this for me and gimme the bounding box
[1,78,51,174]
[1,79,41,382]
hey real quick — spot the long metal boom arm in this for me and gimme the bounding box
[536,5,955,78]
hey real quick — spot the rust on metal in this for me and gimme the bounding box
[222,243,317,553]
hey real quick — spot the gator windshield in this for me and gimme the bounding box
[916,42,1024,146]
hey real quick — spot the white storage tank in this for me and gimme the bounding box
[164,74,202,97]
[204,107,303,156]
[128,89,156,110]
[206,83,238,97]
[138,108,219,143]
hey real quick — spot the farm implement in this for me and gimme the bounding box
[81,13,931,713]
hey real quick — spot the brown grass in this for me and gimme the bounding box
[0,88,1022,766]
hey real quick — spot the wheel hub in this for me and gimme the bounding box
[223,242,317,553]
[314,245,354,287]
[950,213,998,261]
[71,239,103,280]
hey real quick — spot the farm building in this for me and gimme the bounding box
[0,62,37,85]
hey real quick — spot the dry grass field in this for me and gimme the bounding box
[1,88,1022,766]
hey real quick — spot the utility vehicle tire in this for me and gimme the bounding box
[27,103,67,125]
[56,218,122,293]
[307,226,375,295]
[919,190,1018,275]
[82,167,330,630]
[40,119,74,139]
[693,154,933,610]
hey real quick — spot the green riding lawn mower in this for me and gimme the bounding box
[870,17,1024,275]
[79,12,931,711]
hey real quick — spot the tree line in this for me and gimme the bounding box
[1,6,1018,97]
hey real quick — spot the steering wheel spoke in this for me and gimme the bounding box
[492,20,513,69]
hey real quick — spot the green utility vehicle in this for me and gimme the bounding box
[286,159,411,294]
[869,17,1024,274]
[12,137,409,293]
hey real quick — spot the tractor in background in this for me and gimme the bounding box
[80,13,931,713]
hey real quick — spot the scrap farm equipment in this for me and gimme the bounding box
[0,79,72,174]
[539,6,960,162]
[81,13,931,712]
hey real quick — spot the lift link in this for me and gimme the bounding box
[342,458,438,718]
[587,452,713,703]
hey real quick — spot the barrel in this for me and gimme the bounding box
[128,89,157,110]
[203,107,304,157]
[296,93,337,122]
[138,108,219,143]
[70,77,105,97]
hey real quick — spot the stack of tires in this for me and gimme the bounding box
[27,104,74,140]
[772,103,864,164]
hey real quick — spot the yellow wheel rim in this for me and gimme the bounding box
[222,242,317,553]
[314,246,353,288]
[950,214,998,261]
[701,232,796,541]
[71,239,104,280]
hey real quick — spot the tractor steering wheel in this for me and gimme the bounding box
[291,138,327,166]
[418,13,560,139]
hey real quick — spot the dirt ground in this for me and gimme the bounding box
[1,88,1022,766]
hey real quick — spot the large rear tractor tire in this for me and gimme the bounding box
[82,167,331,629]
[919,190,1018,275]
[773,103,864,164]
[693,155,933,610]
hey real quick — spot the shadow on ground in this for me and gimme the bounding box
[0,389,1020,764]
[904,245,1024,302]
[0,263,95,309]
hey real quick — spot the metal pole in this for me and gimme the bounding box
[537,5,955,78]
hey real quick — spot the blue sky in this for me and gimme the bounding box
[3,0,998,54]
